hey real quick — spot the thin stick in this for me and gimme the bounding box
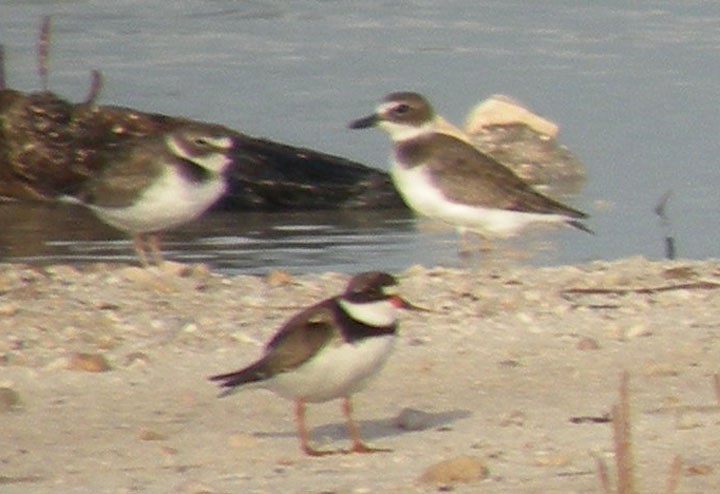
[612,371,635,494]
[713,374,720,405]
[594,455,613,494]
[37,16,51,91]
[654,189,676,260]
[84,69,103,105]
[664,455,682,494]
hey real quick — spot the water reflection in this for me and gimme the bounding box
[0,202,451,274]
[0,201,583,274]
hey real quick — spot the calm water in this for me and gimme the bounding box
[1,1,719,274]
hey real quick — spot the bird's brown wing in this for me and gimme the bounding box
[260,300,339,374]
[78,139,165,208]
[403,134,587,218]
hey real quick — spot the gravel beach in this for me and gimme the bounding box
[2,257,720,493]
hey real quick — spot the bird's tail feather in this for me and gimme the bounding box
[208,362,267,397]
[568,219,594,235]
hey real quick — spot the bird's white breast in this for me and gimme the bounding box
[91,166,227,233]
[266,334,395,403]
[390,159,567,238]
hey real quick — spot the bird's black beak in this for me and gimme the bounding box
[348,114,378,129]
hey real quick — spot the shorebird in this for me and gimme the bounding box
[349,92,592,254]
[209,271,418,456]
[62,123,236,265]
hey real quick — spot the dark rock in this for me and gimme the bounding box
[0,88,404,211]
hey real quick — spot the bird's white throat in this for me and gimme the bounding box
[378,119,434,142]
[338,299,397,327]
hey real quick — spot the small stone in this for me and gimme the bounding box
[188,263,211,280]
[44,264,81,279]
[663,266,697,280]
[182,322,199,333]
[577,337,600,350]
[626,323,652,339]
[394,408,433,431]
[643,362,679,377]
[120,266,178,292]
[124,352,151,366]
[675,414,702,430]
[120,266,155,284]
[686,463,713,475]
[266,269,293,287]
[160,260,190,277]
[499,410,526,427]
[0,303,19,316]
[67,352,111,372]
[418,455,489,485]
[534,450,573,467]
[227,433,258,449]
[0,387,21,412]
[175,479,215,494]
[138,429,167,441]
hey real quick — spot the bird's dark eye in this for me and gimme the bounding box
[393,104,410,115]
[194,137,209,146]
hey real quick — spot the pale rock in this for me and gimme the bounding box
[419,455,489,484]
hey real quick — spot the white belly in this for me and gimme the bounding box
[266,335,395,403]
[390,161,567,238]
[91,169,226,234]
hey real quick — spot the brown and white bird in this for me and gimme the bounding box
[349,92,592,254]
[62,123,236,265]
[209,271,417,456]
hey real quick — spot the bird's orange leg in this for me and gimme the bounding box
[295,398,335,457]
[342,397,390,454]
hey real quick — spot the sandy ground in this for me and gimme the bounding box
[1,257,720,493]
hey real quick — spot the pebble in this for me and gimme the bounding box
[577,337,600,350]
[266,269,293,287]
[0,386,21,412]
[394,408,434,431]
[418,455,489,485]
[138,429,167,441]
[625,323,652,339]
[534,450,574,467]
[227,432,259,449]
[175,479,216,494]
[66,352,112,372]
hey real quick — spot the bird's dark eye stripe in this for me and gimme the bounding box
[393,104,410,114]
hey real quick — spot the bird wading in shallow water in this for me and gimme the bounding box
[209,271,420,456]
[349,92,592,255]
[61,123,236,266]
